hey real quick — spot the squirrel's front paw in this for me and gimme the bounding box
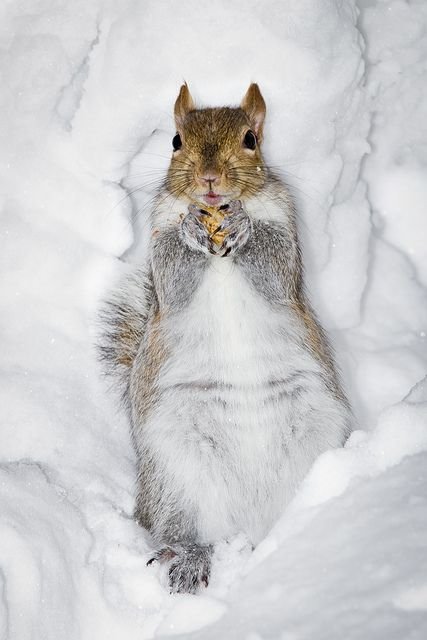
[180,206,216,255]
[215,200,252,257]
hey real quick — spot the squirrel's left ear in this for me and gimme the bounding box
[174,83,195,130]
[241,83,266,140]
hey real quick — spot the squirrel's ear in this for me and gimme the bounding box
[241,83,266,139]
[174,83,195,129]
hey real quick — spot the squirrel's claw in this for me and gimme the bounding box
[181,200,251,257]
[216,200,252,257]
[180,210,216,255]
[147,543,212,594]
[147,546,178,566]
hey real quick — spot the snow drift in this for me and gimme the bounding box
[0,0,426,638]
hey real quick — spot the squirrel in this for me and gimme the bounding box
[99,83,352,594]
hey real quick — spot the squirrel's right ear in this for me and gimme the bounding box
[241,84,266,140]
[174,83,195,129]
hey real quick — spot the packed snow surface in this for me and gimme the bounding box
[1,0,427,638]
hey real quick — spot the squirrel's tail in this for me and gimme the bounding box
[97,266,153,404]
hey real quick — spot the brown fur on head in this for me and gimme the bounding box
[166,84,267,207]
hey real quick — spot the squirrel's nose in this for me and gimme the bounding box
[199,173,220,188]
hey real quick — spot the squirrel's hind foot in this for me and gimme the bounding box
[147,543,213,594]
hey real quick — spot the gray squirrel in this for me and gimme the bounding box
[99,84,352,594]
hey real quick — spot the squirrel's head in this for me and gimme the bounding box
[166,83,267,207]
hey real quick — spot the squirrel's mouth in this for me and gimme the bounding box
[202,192,225,207]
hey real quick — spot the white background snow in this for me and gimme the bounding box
[1,0,427,638]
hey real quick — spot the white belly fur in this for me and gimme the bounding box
[142,259,341,544]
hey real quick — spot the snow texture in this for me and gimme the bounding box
[1,0,426,638]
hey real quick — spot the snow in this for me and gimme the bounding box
[0,0,426,638]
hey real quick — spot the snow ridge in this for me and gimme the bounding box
[0,1,426,638]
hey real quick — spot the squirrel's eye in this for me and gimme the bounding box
[172,133,182,151]
[243,130,257,150]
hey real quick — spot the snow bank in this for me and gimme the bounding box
[0,0,426,638]
[183,450,427,640]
